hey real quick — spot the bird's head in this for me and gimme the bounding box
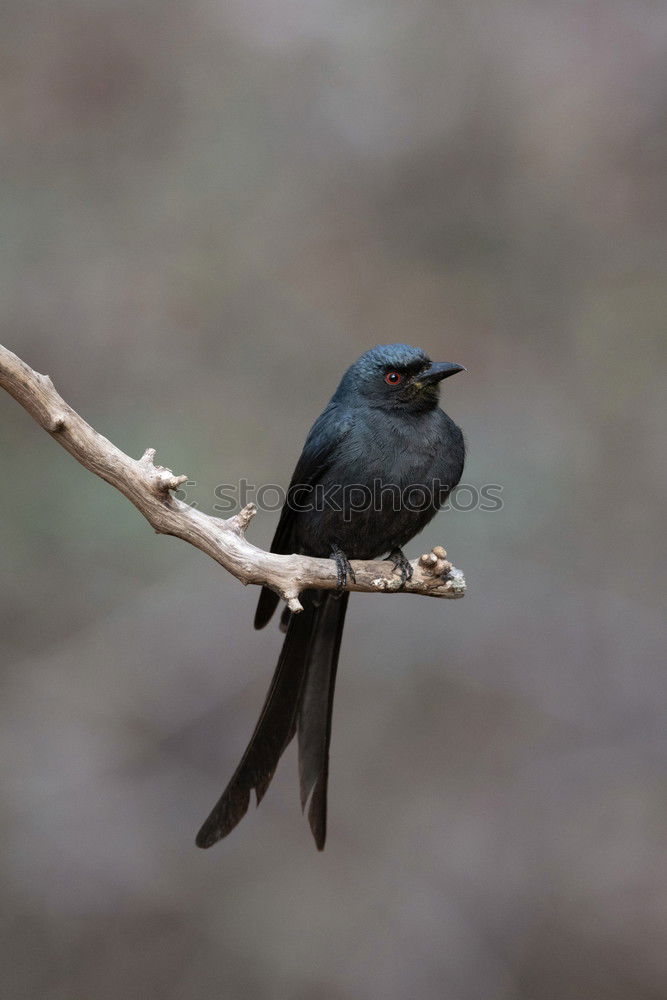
[334,343,465,412]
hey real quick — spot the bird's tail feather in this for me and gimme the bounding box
[196,590,347,850]
[298,592,349,850]
[254,585,279,630]
[196,596,316,848]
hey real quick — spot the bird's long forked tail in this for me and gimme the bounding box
[196,591,349,850]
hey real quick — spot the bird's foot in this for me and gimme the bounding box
[388,547,413,587]
[330,544,356,593]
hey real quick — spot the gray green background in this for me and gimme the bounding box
[1,1,665,997]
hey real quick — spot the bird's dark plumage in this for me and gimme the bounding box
[196,344,465,850]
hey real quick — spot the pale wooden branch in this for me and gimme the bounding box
[0,343,466,608]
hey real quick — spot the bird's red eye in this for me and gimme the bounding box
[385,371,402,385]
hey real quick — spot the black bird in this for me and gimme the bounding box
[196,343,465,850]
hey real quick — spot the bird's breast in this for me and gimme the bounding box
[293,409,460,560]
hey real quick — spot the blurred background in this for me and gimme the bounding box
[1,1,666,997]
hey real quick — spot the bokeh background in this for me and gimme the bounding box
[1,1,666,997]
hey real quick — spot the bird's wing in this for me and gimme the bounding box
[254,405,353,629]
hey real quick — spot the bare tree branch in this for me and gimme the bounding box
[0,343,466,610]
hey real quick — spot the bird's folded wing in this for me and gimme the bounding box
[254,405,353,629]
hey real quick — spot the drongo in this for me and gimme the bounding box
[196,343,465,850]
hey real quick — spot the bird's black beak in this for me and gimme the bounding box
[416,361,467,386]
